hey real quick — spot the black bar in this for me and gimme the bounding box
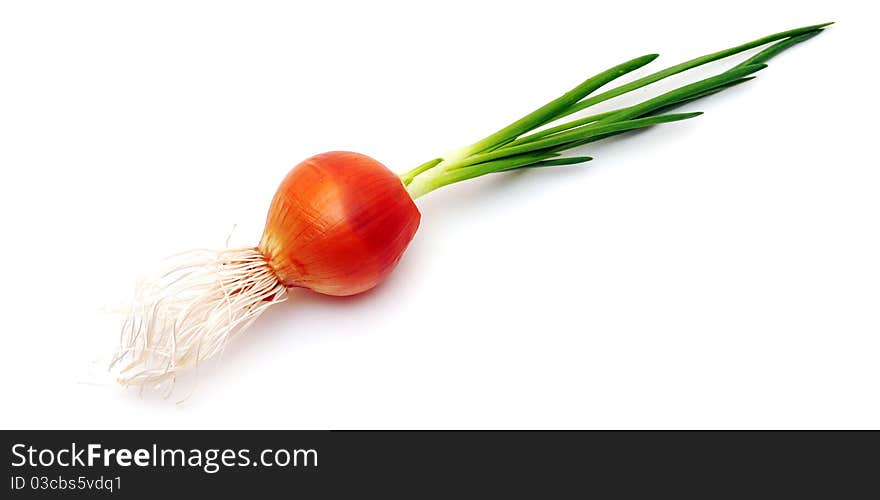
[3,431,878,498]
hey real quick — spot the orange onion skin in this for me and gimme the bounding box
[258,151,421,296]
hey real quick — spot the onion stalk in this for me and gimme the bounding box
[402,23,828,198]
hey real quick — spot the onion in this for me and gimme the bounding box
[111,23,829,395]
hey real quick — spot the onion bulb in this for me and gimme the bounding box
[260,151,420,296]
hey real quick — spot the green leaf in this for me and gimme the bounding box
[558,23,830,119]
[499,156,593,171]
[464,54,659,155]
[644,77,755,116]
[431,153,561,188]
[734,30,823,68]
[459,112,703,167]
[401,158,442,186]
[595,64,766,123]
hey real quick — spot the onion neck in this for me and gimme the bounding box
[402,147,472,199]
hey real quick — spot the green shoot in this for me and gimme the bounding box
[402,23,829,199]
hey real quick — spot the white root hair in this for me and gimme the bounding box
[111,247,286,397]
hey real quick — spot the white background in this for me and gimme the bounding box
[1,1,876,429]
